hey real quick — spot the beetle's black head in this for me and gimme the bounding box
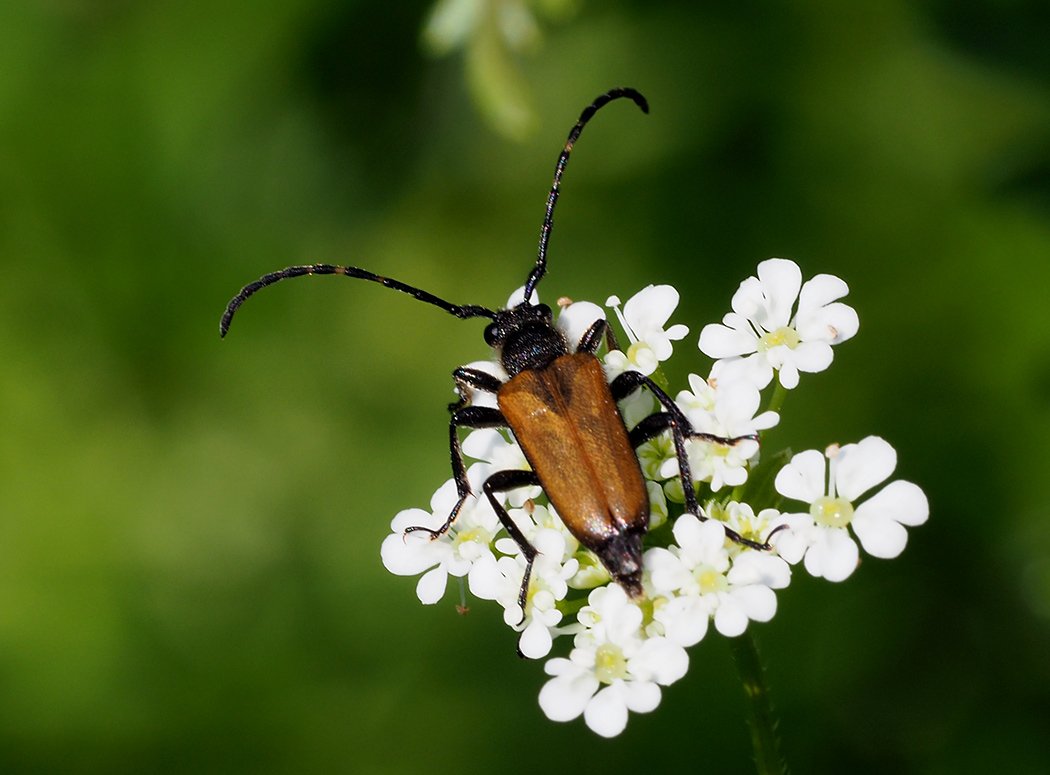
[484,302,568,377]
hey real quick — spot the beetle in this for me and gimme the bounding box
[220,87,768,610]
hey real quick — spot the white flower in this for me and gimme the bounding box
[666,374,779,492]
[604,285,689,378]
[646,515,789,642]
[461,428,540,506]
[538,585,688,737]
[380,475,500,604]
[773,437,929,582]
[555,299,606,350]
[699,258,858,389]
[469,507,580,659]
[709,500,785,551]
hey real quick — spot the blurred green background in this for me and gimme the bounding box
[2,0,1049,772]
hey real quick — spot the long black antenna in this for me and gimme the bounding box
[220,263,496,337]
[521,87,649,304]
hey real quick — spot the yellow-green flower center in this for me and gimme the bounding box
[455,527,487,545]
[758,326,801,352]
[594,643,629,684]
[810,496,854,528]
[694,565,728,594]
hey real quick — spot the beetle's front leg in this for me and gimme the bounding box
[449,366,504,412]
[406,366,506,540]
[575,317,620,355]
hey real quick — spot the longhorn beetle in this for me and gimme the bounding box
[221,88,770,611]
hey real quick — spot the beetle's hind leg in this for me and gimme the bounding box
[481,469,543,621]
[404,366,506,541]
[611,371,772,551]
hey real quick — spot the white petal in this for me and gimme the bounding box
[670,512,704,549]
[775,450,827,503]
[789,341,834,374]
[797,273,848,311]
[712,379,760,426]
[659,596,709,647]
[699,323,756,359]
[631,638,689,685]
[835,436,897,501]
[711,353,774,390]
[518,619,554,659]
[390,506,441,534]
[732,585,777,623]
[665,323,689,341]
[777,361,800,389]
[620,679,662,713]
[558,301,606,349]
[506,285,538,307]
[461,428,507,462]
[730,276,767,320]
[645,548,690,594]
[768,514,813,564]
[713,598,749,637]
[852,481,928,559]
[856,479,929,527]
[804,528,859,582]
[466,552,502,600]
[796,300,859,344]
[852,514,909,559]
[584,685,630,738]
[538,671,598,722]
[624,284,679,331]
[415,566,448,604]
[756,258,802,328]
[752,410,780,431]
[729,551,791,589]
[380,531,439,576]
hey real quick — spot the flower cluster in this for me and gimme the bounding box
[381,257,928,737]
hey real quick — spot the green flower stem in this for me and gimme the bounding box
[766,380,788,416]
[729,630,789,775]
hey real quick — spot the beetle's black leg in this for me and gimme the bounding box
[449,366,504,412]
[577,318,606,355]
[612,372,771,551]
[482,469,542,618]
[575,318,621,356]
[404,405,507,540]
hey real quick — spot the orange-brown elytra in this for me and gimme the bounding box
[498,353,648,596]
[220,88,768,613]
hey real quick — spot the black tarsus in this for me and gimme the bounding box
[404,405,507,540]
[219,263,496,337]
[521,87,649,304]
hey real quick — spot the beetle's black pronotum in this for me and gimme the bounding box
[221,88,770,610]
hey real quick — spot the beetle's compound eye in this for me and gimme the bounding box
[535,303,552,321]
[484,323,501,347]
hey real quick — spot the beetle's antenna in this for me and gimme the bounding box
[521,87,649,304]
[220,263,496,337]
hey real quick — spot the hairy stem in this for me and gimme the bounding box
[730,630,789,775]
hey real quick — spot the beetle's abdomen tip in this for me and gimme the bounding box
[597,529,646,598]
[620,573,645,600]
